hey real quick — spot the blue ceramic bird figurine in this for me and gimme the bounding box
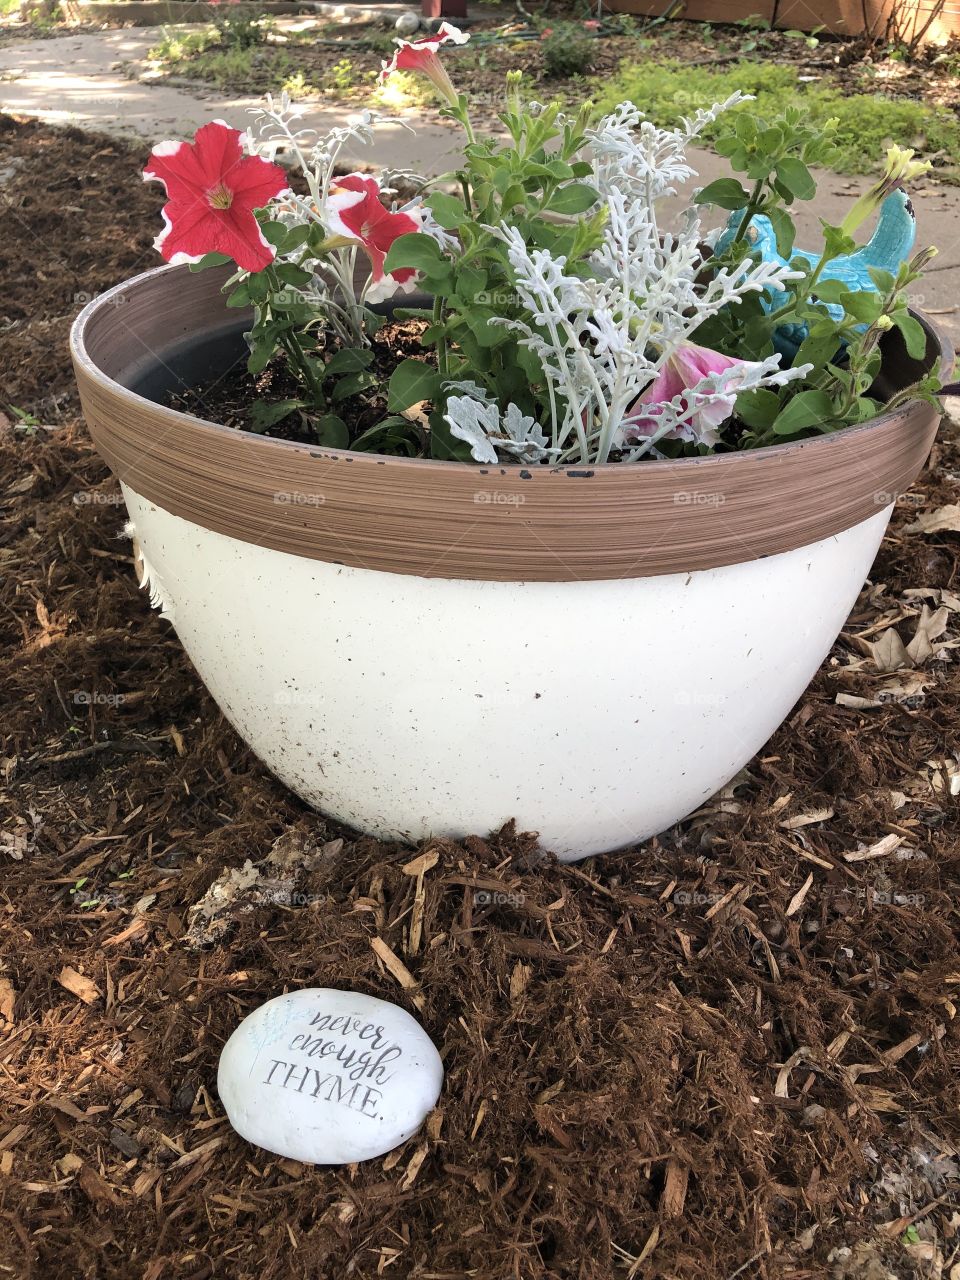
[718,189,917,358]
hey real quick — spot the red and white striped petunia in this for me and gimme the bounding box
[143,120,290,274]
[325,174,423,303]
[379,23,469,104]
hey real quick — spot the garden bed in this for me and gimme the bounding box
[1,113,960,1279]
[136,16,960,178]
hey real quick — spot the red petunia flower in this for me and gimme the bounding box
[325,174,423,302]
[143,120,290,274]
[379,23,469,104]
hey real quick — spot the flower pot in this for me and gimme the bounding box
[71,264,948,861]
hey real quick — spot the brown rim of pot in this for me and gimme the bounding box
[71,263,952,584]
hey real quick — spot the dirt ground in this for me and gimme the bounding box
[1,115,959,1280]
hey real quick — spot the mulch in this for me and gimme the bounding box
[1,114,959,1280]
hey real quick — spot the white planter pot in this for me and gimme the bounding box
[72,265,948,861]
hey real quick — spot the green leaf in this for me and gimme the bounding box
[695,178,751,211]
[793,328,843,371]
[248,399,304,431]
[545,183,598,215]
[246,272,271,303]
[282,224,313,253]
[771,389,836,436]
[809,279,849,305]
[275,263,312,288]
[324,347,374,376]
[189,251,233,271]
[383,232,445,275]
[776,157,816,201]
[426,192,469,229]
[331,369,378,402]
[392,307,435,322]
[247,328,281,376]
[387,359,441,412]
[314,414,350,448]
[735,388,781,430]
[892,312,928,361]
[455,266,490,306]
[842,291,883,325]
[226,283,252,308]
[767,206,796,259]
[261,220,289,248]
[544,159,574,180]
[821,223,856,260]
[429,412,474,462]
[352,415,422,456]
[867,266,896,293]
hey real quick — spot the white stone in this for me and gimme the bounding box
[217,988,443,1165]
[394,11,420,34]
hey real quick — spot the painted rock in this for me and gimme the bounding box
[217,988,443,1164]
[394,10,420,33]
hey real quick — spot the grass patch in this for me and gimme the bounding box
[146,26,382,99]
[591,58,960,177]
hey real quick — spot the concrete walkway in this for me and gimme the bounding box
[3,27,960,345]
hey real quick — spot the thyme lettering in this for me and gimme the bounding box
[263,1059,382,1118]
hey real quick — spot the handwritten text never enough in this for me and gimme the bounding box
[262,1008,405,1120]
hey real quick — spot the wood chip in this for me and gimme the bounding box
[401,850,439,878]
[0,976,15,1023]
[45,1097,88,1122]
[780,808,834,830]
[661,1159,689,1217]
[883,1032,924,1064]
[470,1100,487,1140]
[58,966,101,1005]
[78,1164,121,1206]
[0,1124,29,1152]
[509,961,531,1003]
[786,873,814,917]
[399,1142,429,1191]
[369,937,424,1010]
[844,833,903,862]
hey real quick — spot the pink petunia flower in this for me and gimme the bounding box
[379,23,469,104]
[325,174,423,303]
[143,120,290,274]
[624,343,764,448]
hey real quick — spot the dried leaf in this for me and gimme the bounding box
[869,627,911,674]
[906,604,950,665]
[905,503,960,534]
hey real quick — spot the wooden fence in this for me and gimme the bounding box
[603,0,960,45]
